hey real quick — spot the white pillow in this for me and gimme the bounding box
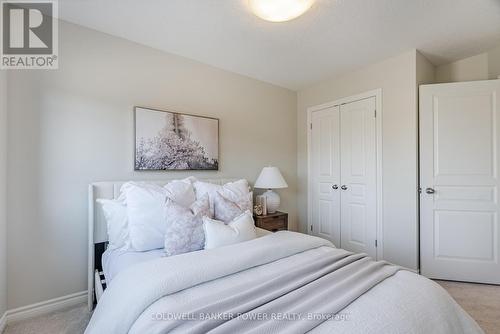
[97,199,130,250]
[193,179,252,216]
[120,179,197,251]
[119,178,195,206]
[203,211,257,249]
[121,182,168,251]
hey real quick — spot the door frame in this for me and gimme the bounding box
[307,89,383,260]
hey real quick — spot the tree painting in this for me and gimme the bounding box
[135,107,219,170]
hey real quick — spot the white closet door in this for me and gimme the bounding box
[311,106,341,246]
[340,98,377,259]
[420,80,500,284]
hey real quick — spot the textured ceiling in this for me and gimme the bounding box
[59,0,500,90]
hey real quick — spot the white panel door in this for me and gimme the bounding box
[311,107,341,246]
[420,80,500,284]
[340,98,377,259]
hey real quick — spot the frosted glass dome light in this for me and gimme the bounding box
[249,0,315,22]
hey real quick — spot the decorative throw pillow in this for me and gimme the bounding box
[203,211,257,250]
[193,179,252,216]
[164,194,210,256]
[241,192,254,212]
[121,182,169,251]
[213,191,245,223]
[164,179,196,207]
[97,199,130,250]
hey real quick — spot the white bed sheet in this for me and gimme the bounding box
[102,227,272,284]
[102,248,165,284]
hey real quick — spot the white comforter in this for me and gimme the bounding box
[86,231,482,334]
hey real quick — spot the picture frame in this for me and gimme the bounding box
[134,106,219,171]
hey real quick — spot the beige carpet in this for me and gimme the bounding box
[3,303,91,334]
[436,280,500,334]
[3,281,499,334]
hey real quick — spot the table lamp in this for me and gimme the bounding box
[254,166,288,214]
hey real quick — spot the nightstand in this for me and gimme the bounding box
[253,211,288,232]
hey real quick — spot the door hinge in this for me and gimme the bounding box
[375,239,378,247]
[310,225,313,232]
[374,109,377,118]
[310,123,312,130]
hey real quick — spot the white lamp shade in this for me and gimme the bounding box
[254,167,288,189]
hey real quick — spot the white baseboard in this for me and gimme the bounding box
[5,291,87,325]
[0,312,6,334]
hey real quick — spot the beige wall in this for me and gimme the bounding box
[436,45,500,83]
[489,46,500,80]
[6,21,297,309]
[297,50,433,270]
[0,70,7,317]
[416,52,436,87]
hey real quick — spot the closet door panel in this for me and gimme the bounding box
[340,98,377,259]
[311,107,341,246]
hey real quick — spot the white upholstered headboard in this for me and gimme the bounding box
[87,178,239,310]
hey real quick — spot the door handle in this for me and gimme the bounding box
[341,185,348,190]
[332,185,338,190]
[425,187,435,194]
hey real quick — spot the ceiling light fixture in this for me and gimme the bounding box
[249,0,315,22]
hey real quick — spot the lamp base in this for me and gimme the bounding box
[264,189,280,214]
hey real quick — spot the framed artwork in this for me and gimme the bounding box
[134,107,219,170]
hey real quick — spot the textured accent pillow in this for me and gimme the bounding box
[203,211,257,250]
[164,194,210,256]
[193,179,252,216]
[213,191,245,223]
[241,192,254,212]
[164,179,196,207]
[97,199,130,250]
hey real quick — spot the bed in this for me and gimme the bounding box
[87,180,483,334]
[88,179,240,308]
